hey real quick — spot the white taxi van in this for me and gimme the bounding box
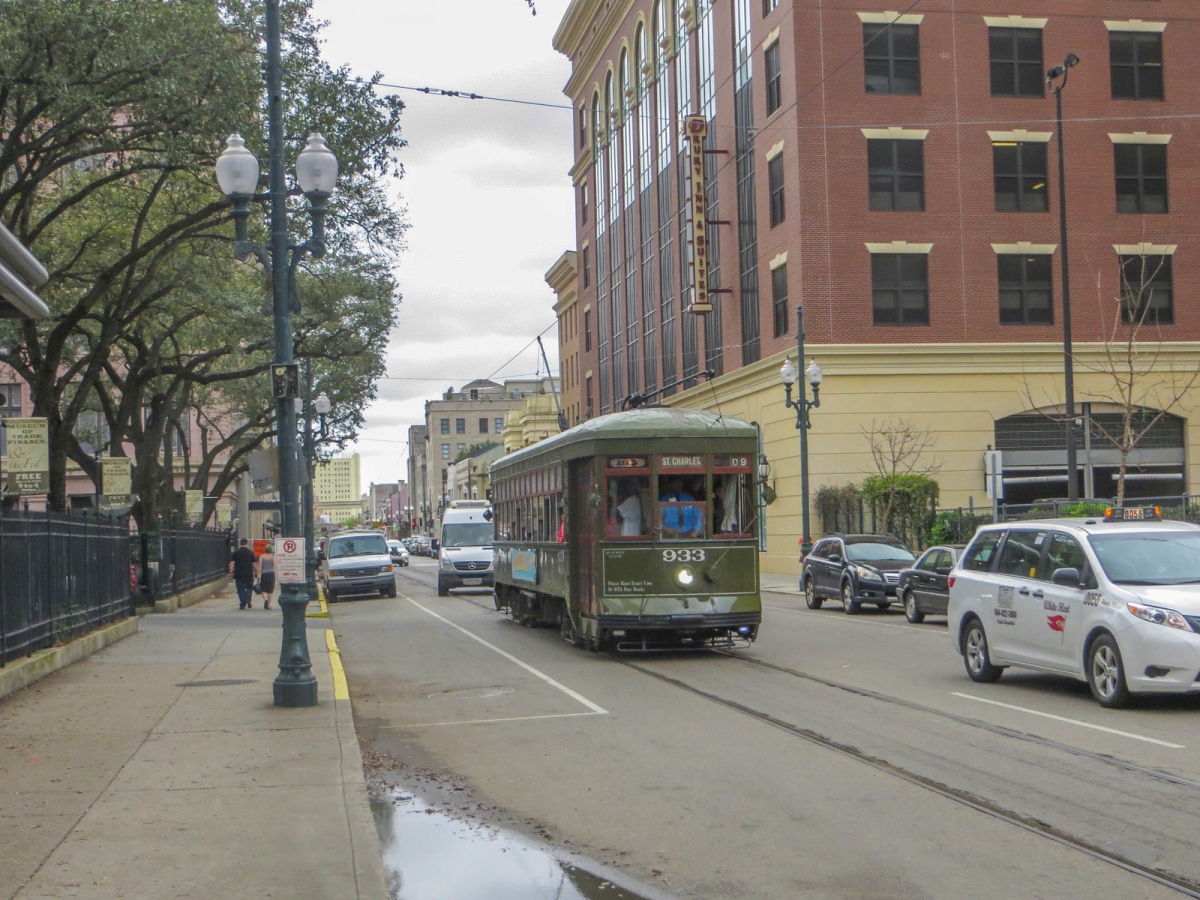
[947,508,1200,707]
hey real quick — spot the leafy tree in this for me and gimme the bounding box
[0,0,406,524]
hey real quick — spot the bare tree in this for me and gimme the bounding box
[860,418,941,527]
[1079,252,1199,505]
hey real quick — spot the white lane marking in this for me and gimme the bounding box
[951,692,1185,748]
[393,712,605,728]
[407,597,608,715]
[765,605,942,632]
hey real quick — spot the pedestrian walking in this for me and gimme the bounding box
[255,543,276,610]
[229,538,257,610]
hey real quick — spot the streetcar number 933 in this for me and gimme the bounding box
[662,548,706,562]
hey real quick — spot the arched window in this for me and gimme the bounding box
[590,91,600,155]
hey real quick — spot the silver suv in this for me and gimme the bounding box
[319,531,396,602]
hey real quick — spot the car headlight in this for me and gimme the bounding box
[440,556,453,570]
[1127,602,1193,631]
[675,566,695,588]
[855,566,884,582]
[382,565,393,574]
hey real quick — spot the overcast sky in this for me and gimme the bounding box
[309,0,575,494]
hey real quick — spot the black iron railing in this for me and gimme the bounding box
[132,524,231,603]
[0,509,132,666]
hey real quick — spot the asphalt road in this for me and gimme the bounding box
[332,557,1200,900]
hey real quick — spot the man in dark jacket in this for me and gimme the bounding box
[229,538,257,610]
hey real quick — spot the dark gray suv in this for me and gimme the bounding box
[802,533,917,614]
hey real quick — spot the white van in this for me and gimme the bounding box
[437,500,495,596]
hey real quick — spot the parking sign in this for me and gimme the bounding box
[275,537,306,584]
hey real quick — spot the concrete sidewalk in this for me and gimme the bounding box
[0,585,386,900]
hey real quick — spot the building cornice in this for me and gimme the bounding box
[667,342,1200,406]
[559,0,637,102]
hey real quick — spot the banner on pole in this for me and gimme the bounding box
[6,417,48,494]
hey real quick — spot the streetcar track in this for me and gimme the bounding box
[448,586,1200,895]
[724,651,1200,789]
[619,656,1200,899]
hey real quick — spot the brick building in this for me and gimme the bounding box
[552,0,1200,573]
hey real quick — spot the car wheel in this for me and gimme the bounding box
[1087,633,1131,708]
[386,581,397,598]
[437,578,449,597]
[903,589,925,624]
[962,617,1003,683]
[804,576,823,609]
[324,586,337,604]
[841,581,860,615]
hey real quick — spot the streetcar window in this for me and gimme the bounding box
[658,475,706,540]
[712,472,754,538]
[606,475,650,538]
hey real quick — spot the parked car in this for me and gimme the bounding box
[386,540,409,567]
[897,545,963,623]
[319,530,396,602]
[948,507,1200,708]
[415,536,432,557]
[802,533,917,614]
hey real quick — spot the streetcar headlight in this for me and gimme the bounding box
[675,567,695,587]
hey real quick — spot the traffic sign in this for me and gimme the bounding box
[275,537,306,584]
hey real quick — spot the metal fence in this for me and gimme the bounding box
[132,524,232,603]
[928,494,1200,548]
[820,493,1200,552]
[0,509,132,666]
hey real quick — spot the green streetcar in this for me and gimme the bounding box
[491,407,764,651]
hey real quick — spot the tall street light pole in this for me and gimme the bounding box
[1048,52,1081,501]
[780,305,824,557]
[215,0,338,708]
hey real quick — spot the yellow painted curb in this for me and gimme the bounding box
[324,628,350,700]
[305,589,330,618]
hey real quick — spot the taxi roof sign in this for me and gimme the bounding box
[1103,506,1162,522]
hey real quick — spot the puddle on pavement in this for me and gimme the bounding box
[371,786,667,900]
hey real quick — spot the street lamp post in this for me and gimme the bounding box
[780,305,825,557]
[1048,51,1081,501]
[214,0,338,708]
[302,374,331,602]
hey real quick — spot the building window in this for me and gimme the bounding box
[457,443,465,456]
[440,418,450,434]
[585,375,594,418]
[1111,31,1164,101]
[441,444,450,460]
[0,384,20,455]
[456,418,465,434]
[871,253,929,325]
[1114,144,1168,213]
[989,27,1043,97]
[584,309,592,352]
[998,254,1053,325]
[772,263,788,337]
[868,139,924,211]
[765,41,782,114]
[1120,254,1173,324]
[768,154,785,226]
[762,0,777,14]
[479,418,488,433]
[581,181,589,224]
[582,245,590,288]
[495,417,504,433]
[993,141,1048,212]
[863,23,920,95]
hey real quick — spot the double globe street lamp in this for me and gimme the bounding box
[780,305,825,558]
[214,0,339,708]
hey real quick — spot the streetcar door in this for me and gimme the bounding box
[569,458,597,618]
